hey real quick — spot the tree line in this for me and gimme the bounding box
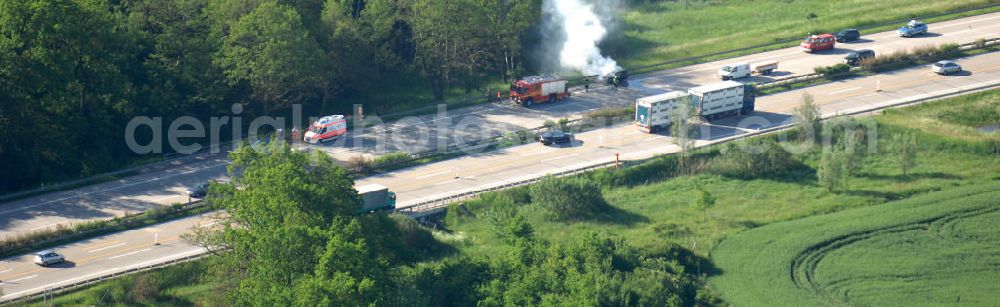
[0,0,542,192]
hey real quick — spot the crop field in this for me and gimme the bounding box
[709,183,1000,306]
[611,0,998,69]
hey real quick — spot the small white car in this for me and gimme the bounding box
[33,250,65,266]
[717,62,750,80]
[932,60,961,75]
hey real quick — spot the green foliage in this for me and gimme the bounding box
[529,177,610,221]
[371,152,414,168]
[891,131,919,176]
[813,63,852,77]
[816,147,846,192]
[670,96,697,174]
[794,93,822,144]
[690,185,715,222]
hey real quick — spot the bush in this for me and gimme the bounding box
[529,177,609,221]
[371,152,413,168]
[814,63,851,77]
[346,154,371,172]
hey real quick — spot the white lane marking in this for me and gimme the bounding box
[199,221,218,228]
[644,136,667,141]
[540,153,580,163]
[936,14,1000,29]
[29,223,60,231]
[3,248,209,299]
[0,268,13,274]
[152,194,180,202]
[7,274,37,283]
[414,169,453,179]
[0,162,229,215]
[88,243,127,253]
[625,131,642,136]
[520,148,558,156]
[828,86,864,95]
[108,248,152,260]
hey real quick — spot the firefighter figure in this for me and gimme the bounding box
[496,90,502,102]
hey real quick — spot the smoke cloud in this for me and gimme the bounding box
[543,0,621,77]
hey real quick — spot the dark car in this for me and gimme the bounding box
[844,49,875,66]
[834,29,860,42]
[604,69,629,87]
[538,130,573,145]
[186,182,210,199]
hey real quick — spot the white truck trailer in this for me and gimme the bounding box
[357,184,396,213]
[635,81,756,133]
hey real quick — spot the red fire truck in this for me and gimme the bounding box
[800,33,836,52]
[303,115,347,144]
[509,75,569,107]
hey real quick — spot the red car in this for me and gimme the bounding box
[800,34,836,52]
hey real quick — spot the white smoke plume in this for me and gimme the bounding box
[544,0,621,77]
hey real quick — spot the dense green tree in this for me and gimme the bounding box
[216,0,323,114]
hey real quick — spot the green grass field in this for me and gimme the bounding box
[709,182,1000,306]
[611,0,998,70]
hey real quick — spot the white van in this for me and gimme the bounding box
[717,62,750,80]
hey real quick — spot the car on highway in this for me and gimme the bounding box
[800,33,836,52]
[844,49,875,66]
[186,182,210,198]
[834,29,861,42]
[33,250,65,266]
[538,130,573,146]
[898,20,928,37]
[932,60,962,75]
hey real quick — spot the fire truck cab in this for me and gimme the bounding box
[304,115,347,144]
[800,34,836,53]
[510,75,569,107]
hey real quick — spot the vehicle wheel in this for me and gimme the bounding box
[524,99,533,107]
[549,94,557,103]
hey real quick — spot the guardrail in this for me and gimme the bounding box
[398,160,622,218]
[1,251,209,304]
[756,37,1000,90]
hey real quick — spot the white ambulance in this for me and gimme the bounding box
[303,115,347,144]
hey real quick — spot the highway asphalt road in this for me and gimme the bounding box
[1,11,997,238]
[3,50,998,302]
[0,213,212,301]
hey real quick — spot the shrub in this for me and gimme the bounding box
[529,177,609,221]
[346,154,371,172]
[371,152,413,168]
[814,63,851,77]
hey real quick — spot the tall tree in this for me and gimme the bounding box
[216,0,323,115]
[671,96,697,175]
[690,185,716,223]
[410,0,493,100]
[892,131,918,176]
[817,146,846,192]
[794,92,821,143]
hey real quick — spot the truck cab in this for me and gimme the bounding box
[717,62,750,80]
[800,34,836,52]
[510,75,568,107]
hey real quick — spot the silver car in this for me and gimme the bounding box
[932,60,961,75]
[33,250,65,266]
